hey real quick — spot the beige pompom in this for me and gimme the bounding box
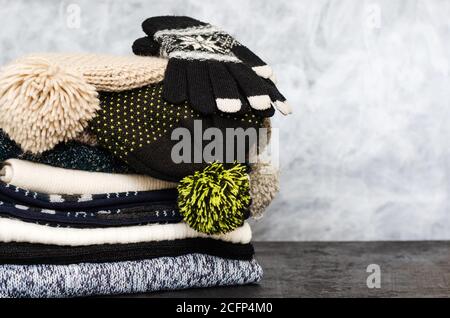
[249,162,280,218]
[0,57,100,153]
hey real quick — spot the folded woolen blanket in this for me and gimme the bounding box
[0,182,177,211]
[0,159,177,194]
[0,254,262,298]
[0,201,182,228]
[0,129,132,173]
[0,238,255,264]
[0,217,252,246]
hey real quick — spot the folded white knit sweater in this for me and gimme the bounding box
[0,159,177,194]
[0,218,251,246]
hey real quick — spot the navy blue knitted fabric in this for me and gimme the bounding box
[0,201,180,228]
[0,129,133,174]
[0,183,250,226]
[0,182,177,212]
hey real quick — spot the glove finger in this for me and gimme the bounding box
[221,84,273,117]
[263,80,292,115]
[142,16,206,37]
[232,44,273,79]
[163,59,188,104]
[132,36,161,56]
[187,61,216,115]
[208,62,242,113]
[236,94,252,116]
[252,105,276,118]
[227,63,272,111]
[235,93,275,117]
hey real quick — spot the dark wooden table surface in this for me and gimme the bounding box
[128,241,450,298]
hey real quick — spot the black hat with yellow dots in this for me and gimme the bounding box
[90,82,269,235]
[90,82,268,182]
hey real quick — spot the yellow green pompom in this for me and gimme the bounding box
[177,162,251,235]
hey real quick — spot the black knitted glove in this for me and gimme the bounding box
[132,16,292,116]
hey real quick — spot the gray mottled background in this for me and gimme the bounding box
[1,0,449,241]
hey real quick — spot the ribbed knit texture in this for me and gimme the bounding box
[0,200,181,228]
[0,254,263,298]
[17,53,168,92]
[0,159,177,194]
[0,182,177,211]
[0,217,252,246]
[0,239,255,264]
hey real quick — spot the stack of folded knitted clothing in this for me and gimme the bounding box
[0,16,289,298]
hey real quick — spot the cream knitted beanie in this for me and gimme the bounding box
[24,53,167,92]
[0,53,168,154]
[0,57,100,154]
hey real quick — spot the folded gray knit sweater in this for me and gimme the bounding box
[0,253,263,298]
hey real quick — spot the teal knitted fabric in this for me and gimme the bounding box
[0,130,133,174]
[0,130,21,162]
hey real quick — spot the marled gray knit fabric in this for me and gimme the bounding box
[0,254,263,298]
